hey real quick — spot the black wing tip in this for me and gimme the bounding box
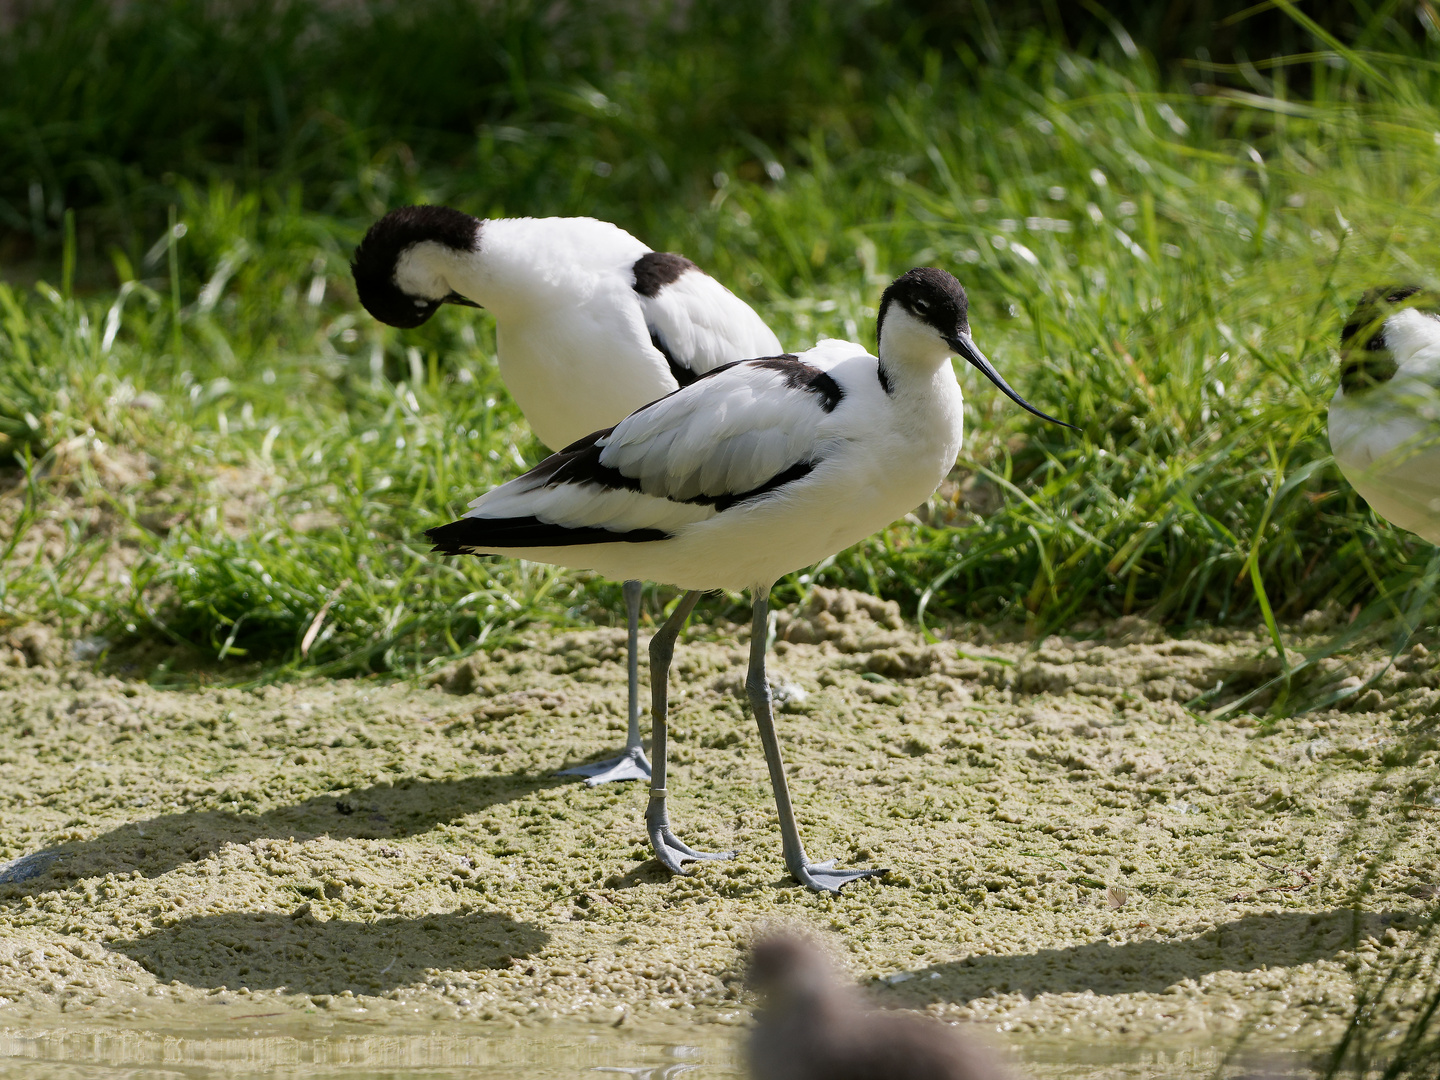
[424,515,670,552]
[424,521,469,556]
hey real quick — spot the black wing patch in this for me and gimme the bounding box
[521,426,642,494]
[423,430,661,555]
[424,456,816,554]
[632,252,698,297]
[751,356,844,413]
[695,460,815,513]
[424,368,828,555]
[634,251,706,385]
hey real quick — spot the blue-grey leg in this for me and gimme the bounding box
[646,590,736,873]
[560,579,652,785]
[747,589,888,893]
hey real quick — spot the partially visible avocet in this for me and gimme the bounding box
[352,206,781,785]
[1329,285,1440,545]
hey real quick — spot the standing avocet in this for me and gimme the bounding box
[425,268,1075,892]
[352,206,781,784]
[1329,285,1440,545]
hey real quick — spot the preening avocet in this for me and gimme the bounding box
[1328,286,1440,545]
[425,268,1075,892]
[352,206,782,785]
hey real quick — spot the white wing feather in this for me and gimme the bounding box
[462,358,841,537]
[465,472,715,535]
[637,271,782,378]
[1330,379,1440,542]
[598,361,832,500]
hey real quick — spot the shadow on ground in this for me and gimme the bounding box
[885,907,1390,1004]
[0,769,573,894]
[112,908,548,995]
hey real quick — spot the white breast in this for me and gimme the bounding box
[495,293,675,450]
[1330,379,1440,544]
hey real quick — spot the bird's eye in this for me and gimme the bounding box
[914,299,931,314]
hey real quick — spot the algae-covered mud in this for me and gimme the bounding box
[0,589,1436,1065]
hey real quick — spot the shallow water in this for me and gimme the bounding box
[0,1017,740,1080]
[0,1015,1313,1080]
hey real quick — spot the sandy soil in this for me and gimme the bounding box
[0,589,1436,1061]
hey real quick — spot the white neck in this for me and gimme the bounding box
[389,235,538,321]
[876,305,955,387]
[390,216,656,321]
[1387,309,1440,381]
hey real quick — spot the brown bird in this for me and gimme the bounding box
[746,935,1013,1080]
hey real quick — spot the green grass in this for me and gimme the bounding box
[1,0,1439,682]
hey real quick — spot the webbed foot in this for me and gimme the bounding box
[559,744,651,785]
[791,858,888,894]
[645,793,735,874]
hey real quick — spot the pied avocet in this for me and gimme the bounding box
[1329,285,1440,545]
[424,268,1074,892]
[352,206,782,785]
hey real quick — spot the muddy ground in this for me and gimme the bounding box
[0,589,1436,1063]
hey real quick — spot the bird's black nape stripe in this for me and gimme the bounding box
[633,252,698,298]
[1341,285,1423,352]
[425,516,669,554]
[874,268,972,400]
[363,205,481,257]
[751,356,844,413]
[650,330,700,386]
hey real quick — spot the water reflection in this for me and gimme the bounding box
[0,1021,1317,1080]
[0,1023,740,1080]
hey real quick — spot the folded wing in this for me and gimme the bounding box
[426,356,845,553]
[633,255,783,385]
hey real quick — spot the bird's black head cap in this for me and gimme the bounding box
[877,267,1076,430]
[351,205,482,329]
[1338,285,1440,393]
[876,266,970,345]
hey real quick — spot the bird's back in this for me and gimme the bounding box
[479,217,778,450]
